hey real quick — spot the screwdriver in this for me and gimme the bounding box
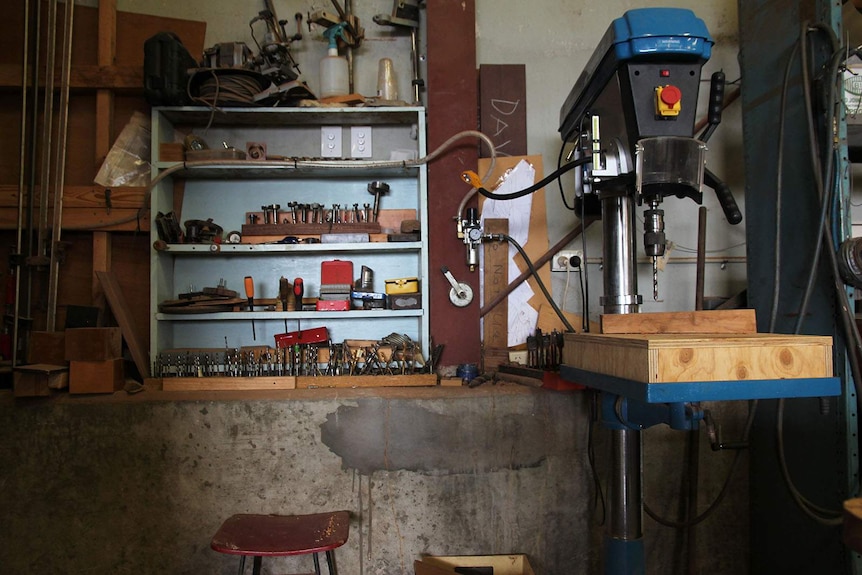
[244,275,256,340]
[293,277,304,333]
[293,277,304,311]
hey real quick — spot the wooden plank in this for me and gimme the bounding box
[0,64,143,91]
[0,207,149,232]
[562,332,833,383]
[483,219,508,369]
[0,185,147,208]
[296,373,438,388]
[599,309,758,335]
[479,64,527,157]
[162,376,296,391]
[96,270,149,378]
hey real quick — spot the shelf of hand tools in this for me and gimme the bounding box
[149,106,434,390]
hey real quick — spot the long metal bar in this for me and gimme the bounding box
[13,0,33,368]
[599,191,643,569]
[45,0,75,331]
[37,0,58,260]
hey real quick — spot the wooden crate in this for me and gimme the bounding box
[13,364,68,397]
[28,332,67,365]
[70,359,124,394]
[65,328,122,361]
[562,333,833,383]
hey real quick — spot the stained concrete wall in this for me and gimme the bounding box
[0,386,747,574]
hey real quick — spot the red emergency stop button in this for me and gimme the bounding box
[656,85,682,117]
[660,85,681,106]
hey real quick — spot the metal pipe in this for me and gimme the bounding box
[37,0,58,260]
[13,0,33,367]
[601,194,640,315]
[609,428,643,540]
[46,0,75,331]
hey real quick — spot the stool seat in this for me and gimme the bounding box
[211,511,349,575]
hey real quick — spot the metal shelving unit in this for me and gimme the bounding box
[149,106,429,364]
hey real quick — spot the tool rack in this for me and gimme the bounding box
[149,107,430,381]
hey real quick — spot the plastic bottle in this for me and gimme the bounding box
[320,24,349,98]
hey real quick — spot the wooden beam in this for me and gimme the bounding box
[0,185,147,209]
[599,309,758,335]
[96,270,150,379]
[0,207,149,232]
[0,64,142,91]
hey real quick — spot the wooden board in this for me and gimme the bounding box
[562,332,833,383]
[483,218,509,368]
[96,270,150,378]
[296,374,438,388]
[162,376,297,391]
[599,309,758,335]
[479,64,527,157]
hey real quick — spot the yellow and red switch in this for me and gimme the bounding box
[655,85,682,117]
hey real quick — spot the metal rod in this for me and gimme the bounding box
[601,195,640,315]
[609,428,643,540]
[37,0,58,260]
[13,0,33,367]
[46,0,75,331]
[695,206,707,311]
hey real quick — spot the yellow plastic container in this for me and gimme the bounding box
[385,277,419,295]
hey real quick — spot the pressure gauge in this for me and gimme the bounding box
[226,231,242,244]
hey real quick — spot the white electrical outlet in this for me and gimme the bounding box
[351,126,372,158]
[321,126,342,158]
[551,250,584,272]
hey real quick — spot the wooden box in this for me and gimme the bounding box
[415,555,535,575]
[562,333,833,383]
[65,328,122,361]
[13,364,68,397]
[28,331,67,365]
[69,358,124,394]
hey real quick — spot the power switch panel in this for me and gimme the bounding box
[655,85,682,117]
[321,126,342,158]
[351,126,372,158]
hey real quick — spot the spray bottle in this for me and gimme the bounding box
[320,23,348,98]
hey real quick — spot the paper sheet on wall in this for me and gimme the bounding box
[480,159,539,346]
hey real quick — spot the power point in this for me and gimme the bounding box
[321,126,342,158]
[351,126,372,158]
[551,249,584,272]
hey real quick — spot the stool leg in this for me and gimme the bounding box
[237,556,246,575]
[252,556,262,575]
[326,550,338,575]
[312,552,322,575]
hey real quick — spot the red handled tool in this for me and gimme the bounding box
[293,277,304,311]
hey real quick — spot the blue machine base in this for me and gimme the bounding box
[605,535,645,575]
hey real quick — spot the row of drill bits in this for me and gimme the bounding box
[154,336,427,378]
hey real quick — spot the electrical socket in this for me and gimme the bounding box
[551,250,584,272]
[351,126,372,158]
[321,126,342,158]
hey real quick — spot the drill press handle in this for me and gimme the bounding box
[704,168,742,225]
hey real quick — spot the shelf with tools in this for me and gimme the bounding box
[149,106,430,383]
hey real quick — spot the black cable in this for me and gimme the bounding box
[476,157,590,201]
[557,143,576,210]
[587,395,606,526]
[490,232,576,333]
[644,400,758,529]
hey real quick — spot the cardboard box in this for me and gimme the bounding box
[28,331,67,365]
[415,555,535,575]
[65,328,122,361]
[69,358,124,394]
[13,364,68,397]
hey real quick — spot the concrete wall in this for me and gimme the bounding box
[0,386,747,574]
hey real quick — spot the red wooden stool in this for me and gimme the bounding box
[211,511,350,575]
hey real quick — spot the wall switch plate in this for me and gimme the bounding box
[321,126,342,158]
[551,250,584,272]
[351,126,372,158]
